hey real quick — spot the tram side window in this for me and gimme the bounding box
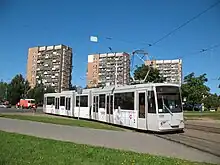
[46,97,55,105]
[55,98,60,109]
[106,96,109,114]
[99,94,105,108]
[114,93,122,109]
[139,93,145,118]
[60,96,65,106]
[114,92,134,110]
[65,97,71,110]
[93,96,96,112]
[110,95,113,114]
[76,95,88,107]
[76,96,79,106]
[148,91,156,113]
[95,96,98,112]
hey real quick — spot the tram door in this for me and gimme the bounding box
[106,94,113,123]
[92,95,99,120]
[137,91,148,130]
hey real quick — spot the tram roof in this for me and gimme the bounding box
[90,83,180,92]
[45,83,180,96]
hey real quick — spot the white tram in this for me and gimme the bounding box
[43,83,184,132]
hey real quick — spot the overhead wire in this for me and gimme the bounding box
[149,0,220,46]
[92,1,220,86]
[101,0,220,49]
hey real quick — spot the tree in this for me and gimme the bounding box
[0,81,8,101]
[133,64,165,83]
[181,72,210,110]
[7,74,28,105]
[203,93,220,110]
[45,86,55,93]
[27,84,55,105]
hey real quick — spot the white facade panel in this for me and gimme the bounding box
[47,46,54,50]
[39,46,46,51]
[55,45,62,49]
[88,55,94,62]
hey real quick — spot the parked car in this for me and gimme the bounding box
[183,103,202,111]
[0,101,11,108]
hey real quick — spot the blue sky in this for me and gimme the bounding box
[0,0,220,93]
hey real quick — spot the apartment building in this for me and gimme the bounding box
[145,59,182,84]
[87,52,130,88]
[26,44,72,92]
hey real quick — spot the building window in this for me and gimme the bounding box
[60,96,65,106]
[114,92,134,110]
[46,97,55,105]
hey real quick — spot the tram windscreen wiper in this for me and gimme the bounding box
[162,96,173,116]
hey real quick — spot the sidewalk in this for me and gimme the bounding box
[0,118,219,164]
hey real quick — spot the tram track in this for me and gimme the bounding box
[185,124,220,134]
[155,130,220,158]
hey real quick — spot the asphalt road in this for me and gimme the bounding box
[0,118,219,164]
[0,107,43,113]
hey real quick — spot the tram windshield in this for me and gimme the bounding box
[156,86,182,113]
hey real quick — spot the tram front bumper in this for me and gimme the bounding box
[158,120,184,132]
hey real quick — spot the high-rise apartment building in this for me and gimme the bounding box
[145,59,182,84]
[87,52,130,88]
[26,44,72,92]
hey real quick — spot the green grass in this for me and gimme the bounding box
[0,114,124,131]
[0,131,211,165]
[184,111,220,120]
